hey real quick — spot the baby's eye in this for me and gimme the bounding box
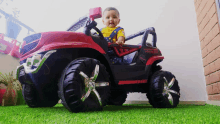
[106,17,109,19]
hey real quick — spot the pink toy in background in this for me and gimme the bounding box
[89,7,102,21]
[10,40,21,58]
[0,89,16,105]
[0,34,21,58]
[0,36,16,55]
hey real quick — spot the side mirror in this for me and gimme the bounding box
[89,7,102,21]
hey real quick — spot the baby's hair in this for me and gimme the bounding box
[103,7,120,17]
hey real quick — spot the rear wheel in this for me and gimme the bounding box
[58,58,110,113]
[147,71,180,108]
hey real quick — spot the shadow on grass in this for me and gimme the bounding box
[31,104,153,113]
[103,104,209,112]
[103,104,152,112]
[15,103,209,114]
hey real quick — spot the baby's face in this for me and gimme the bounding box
[102,10,120,28]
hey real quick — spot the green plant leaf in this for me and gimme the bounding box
[0,80,8,86]
[0,71,18,87]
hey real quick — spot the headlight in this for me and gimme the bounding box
[26,54,42,68]
[32,54,42,66]
[18,50,56,74]
[26,58,32,67]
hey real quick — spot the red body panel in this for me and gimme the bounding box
[146,56,164,65]
[20,31,106,61]
[118,79,148,85]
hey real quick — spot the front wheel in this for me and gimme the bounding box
[22,84,59,107]
[58,58,111,113]
[22,84,40,107]
[147,71,180,108]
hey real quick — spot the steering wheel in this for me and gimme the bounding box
[92,27,104,40]
[84,21,104,40]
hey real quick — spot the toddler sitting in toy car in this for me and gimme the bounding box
[101,7,127,64]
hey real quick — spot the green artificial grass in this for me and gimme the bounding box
[0,104,219,124]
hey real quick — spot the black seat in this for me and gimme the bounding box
[123,42,153,64]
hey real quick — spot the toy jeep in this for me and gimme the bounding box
[16,7,180,113]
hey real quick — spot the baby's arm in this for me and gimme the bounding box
[116,29,125,45]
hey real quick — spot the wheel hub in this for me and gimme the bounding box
[79,64,109,106]
[163,77,180,106]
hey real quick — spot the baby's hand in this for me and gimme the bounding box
[116,40,124,45]
[116,36,125,45]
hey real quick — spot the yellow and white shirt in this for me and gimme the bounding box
[101,26,125,43]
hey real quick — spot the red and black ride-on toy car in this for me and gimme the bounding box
[16,7,180,113]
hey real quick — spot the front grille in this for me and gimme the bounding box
[20,40,39,55]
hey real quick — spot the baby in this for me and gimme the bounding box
[101,7,125,45]
[100,7,128,65]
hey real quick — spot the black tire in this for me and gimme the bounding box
[58,58,110,113]
[41,83,59,107]
[147,71,180,108]
[22,84,59,108]
[22,84,40,107]
[107,90,127,106]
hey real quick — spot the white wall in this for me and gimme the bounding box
[0,13,6,33]
[0,0,207,101]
